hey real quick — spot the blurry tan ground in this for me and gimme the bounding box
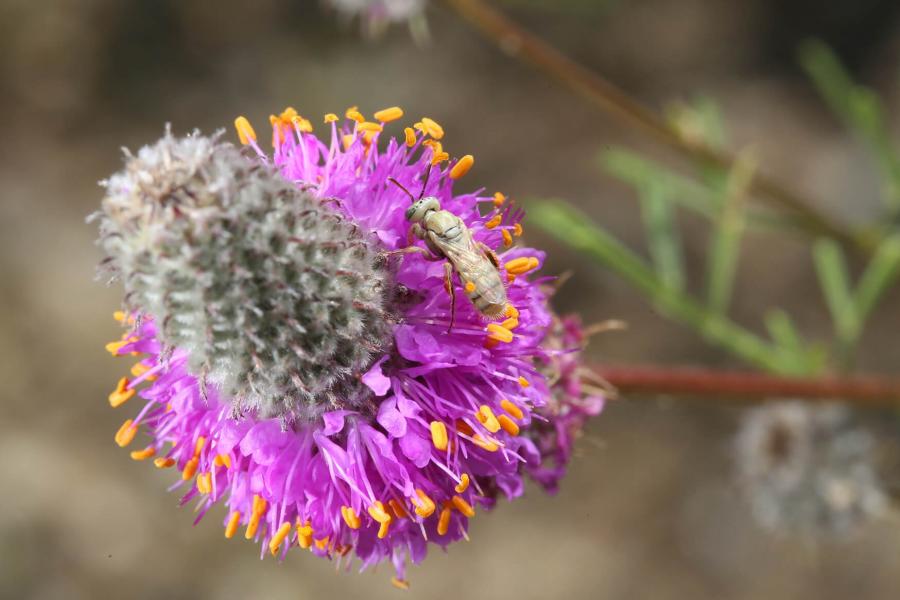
[3,1,900,598]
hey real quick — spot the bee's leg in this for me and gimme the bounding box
[477,242,501,270]
[443,262,456,334]
[383,245,442,261]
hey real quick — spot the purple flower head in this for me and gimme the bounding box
[100,105,603,586]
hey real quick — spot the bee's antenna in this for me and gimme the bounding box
[419,164,433,200]
[388,177,416,203]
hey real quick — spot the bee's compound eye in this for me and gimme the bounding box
[405,204,418,220]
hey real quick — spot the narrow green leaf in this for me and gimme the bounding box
[639,180,685,291]
[812,238,859,345]
[854,233,900,320]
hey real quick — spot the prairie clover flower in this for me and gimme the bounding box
[327,0,427,37]
[94,105,602,585]
[735,402,886,536]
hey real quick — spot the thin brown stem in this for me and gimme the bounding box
[595,365,900,406]
[442,0,874,253]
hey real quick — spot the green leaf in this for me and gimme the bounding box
[639,179,685,291]
[854,233,900,320]
[812,237,860,346]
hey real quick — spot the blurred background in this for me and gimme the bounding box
[3,0,900,598]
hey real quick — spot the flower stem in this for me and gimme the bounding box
[441,0,872,254]
[596,365,900,406]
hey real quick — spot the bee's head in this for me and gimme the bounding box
[405,197,441,222]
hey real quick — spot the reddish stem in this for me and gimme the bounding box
[595,365,900,406]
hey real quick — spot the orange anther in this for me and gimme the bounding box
[513,223,523,237]
[314,536,330,550]
[472,434,499,452]
[507,273,516,283]
[252,494,268,515]
[412,490,436,518]
[454,473,470,493]
[113,310,126,322]
[464,281,476,293]
[105,340,128,356]
[504,257,538,275]
[449,154,474,180]
[493,192,506,206]
[518,376,530,388]
[377,518,392,539]
[437,505,452,535]
[154,457,175,469]
[109,376,135,408]
[404,127,416,147]
[193,436,206,456]
[374,106,404,122]
[451,495,476,518]
[388,499,410,520]
[213,454,232,469]
[130,362,151,377]
[504,304,519,319]
[245,512,262,539]
[341,506,361,529]
[498,414,520,436]
[115,419,137,447]
[368,501,391,523]
[234,116,257,145]
[181,457,198,480]
[269,522,293,555]
[420,117,444,140]
[430,421,449,451]
[225,511,241,539]
[130,446,156,461]
[196,472,212,494]
[391,577,410,590]
[324,113,339,123]
[358,121,383,133]
[345,107,365,123]
[502,229,513,248]
[342,134,355,150]
[486,323,513,343]
[501,317,519,331]
[485,214,502,229]
[501,399,524,420]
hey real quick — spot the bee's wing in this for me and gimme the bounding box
[437,230,485,275]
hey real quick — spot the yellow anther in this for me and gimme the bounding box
[504,256,539,275]
[213,454,232,469]
[324,113,339,123]
[130,362,150,378]
[432,151,449,165]
[234,116,257,145]
[501,317,519,331]
[476,405,501,433]
[388,499,410,520]
[464,281,476,293]
[109,376,135,408]
[507,273,516,283]
[498,414,520,436]
[279,107,298,122]
[115,419,137,447]
[500,398,524,420]
[342,134,355,150]
[314,536,330,550]
[485,214,502,230]
[363,129,378,146]
[341,506,361,529]
[225,511,241,539]
[269,522,293,555]
[345,106,365,123]
[455,473,470,493]
[430,421,449,451]
[437,505,452,535]
[513,223,523,237]
[391,577,410,590]
[472,434,500,452]
[154,457,175,469]
[113,310,126,322]
[374,106,404,122]
[297,520,313,537]
[252,494,268,515]
[404,127,416,147]
[451,495,476,518]
[130,446,156,461]
[449,154,474,180]
[486,323,513,343]
[518,376,530,388]
[377,517,392,539]
[505,304,519,319]
[493,192,506,207]
[484,338,500,350]
[368,501,391,523]
[181,457,198,480]
[245,512,262,539]
[337,544,352,556]
[412,490,436,518]
[105,340,128,356]
[193,436,206,457]
[502,229,513,248]
[292,116,313,133]
[357,121,383,133]
[196,472,212,494]
[420,117,444,140]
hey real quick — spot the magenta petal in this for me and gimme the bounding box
[321,410,352,435]
[398,431,431,468]
[377,397,407,438]
[362,356,391,396]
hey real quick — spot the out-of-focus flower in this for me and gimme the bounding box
[735,401,886,536]
[93,105,602,585]
[326,0,427,38]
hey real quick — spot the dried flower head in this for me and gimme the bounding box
[735,401,886,536]
[95,105,602,585]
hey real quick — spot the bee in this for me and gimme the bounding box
[388,170,508,332]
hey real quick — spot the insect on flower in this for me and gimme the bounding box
[388,168,509,332]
